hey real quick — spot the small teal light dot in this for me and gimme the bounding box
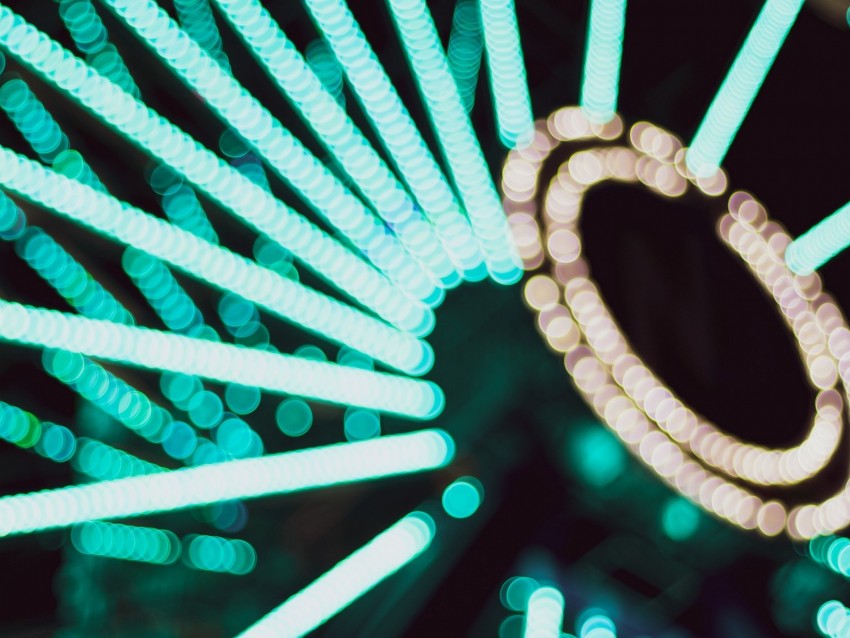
[224,383,261,415]
[661,497,700,541]
[294,345,327,361]
[441,477,483,519]
[187,390,224,429]
[276,399,313,437]
[162,421,197,460]
[343,410,380,441]
[501,576,539,611]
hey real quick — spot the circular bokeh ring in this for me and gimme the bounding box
[501,106,850,540]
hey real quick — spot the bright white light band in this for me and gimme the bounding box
[209,0,458,290]
[0,431,453,537]
[384,0,522,284]
[0,298,444,419]
[480,0,534,148]
[787,201,850,275]
[237,511,435,637]
[302,0,486,281]
[686,0,804,177]
[0,6,433,334]
[102,0,443,306]
[524,587,565,638]
[0,145,433,374]
[580,0,627,124]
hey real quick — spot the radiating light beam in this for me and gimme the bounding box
[0,144,433,374]
[384,0,522,283]
[102,0,443,307]
[447,0,483,115]
[236,511,435,637]
[524,587,565,638]
[210,0,459,291]
[579,0,627,124]
[0,6,433,334]
[0,431,453,537]
[0,299,444,419]
[786,201,850,275]
[302,0,487,281]
[71,520,181,565]
[685,0,804,177]
[480,0,534,148]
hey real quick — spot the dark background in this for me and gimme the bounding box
[1,0,850,635]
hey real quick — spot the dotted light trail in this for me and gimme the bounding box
[0,144,433,374]
[786,201,850,274]
[0,431,454,537]
[210,0,458,290]
[817,600,850,638]
[384,0,522,284]
[447,0,483,115]
[579,0,627,124]
[236,511,434,637]
[480,0,534,148]
[685,0,805,177]
[302,0,486,280]
[0,299,445,419]
[0,6,433,334]
[71,520,181,565]
[524,587,565,638]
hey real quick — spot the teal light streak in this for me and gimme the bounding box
[447,0,483,115]
[173,0,231,72]
[524,587,565,638]
[211,0,459,291]
[0,144,433,374]
[786,201,850,274]
[384,0,522,284]
[0,7,432,335]
[71,520,180,565]
[0,189,25,240]
[183,533,256,575]
[480,0,534,148]
[102,0,443,308]
[0,431,454,536]
[810,536,850,580]
[685,0,804,177]
[305,40,344,106]
[579,0,627,124]
[236,511,435,637]
[302,0,488,280]
[441,476,483,519]
[817,600,850,638]
[74,437,164,480]
[0,299,444,418]
[0,78,69,163]
[577,611,617,638]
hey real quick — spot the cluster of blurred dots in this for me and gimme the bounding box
[0,77,68,162]
[479,0,534,148]
[306,39,345,106]
[184,533,257,575]
[304,0,488,282]
[385,0,521,284]
[810,536,850,579]
[818,600,850,637]
[173,0,231,71]
[499,578,620,637]
[441,477,484,519]
[149,165,218,244]
[446,0,482,114]
[72,520,180,565]
[57,0,140,97]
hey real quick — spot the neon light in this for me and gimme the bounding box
[305,40,344,106]
[183,534,256,575]
[685,0,805,177]
[211,0,458,291]
[504,107,850,539]
[302,0,487,280]
[0,78,69,163]
[0,299,444,419]
[0,190,26,240]
[236,511,434,637]
[71,520,181,565]
[441,476,484,519]
[74,437,164,480]
[447,0,483,114]
[0,145,433,374]
[817,601,850,638]
[480,0,534,148]
[0,7,432,334]
[384,0,522,284]
[0,431,454,537]
[173,0,231,71]
[579,0,627,125]
[524,587,565,638]
[786,201,850,275]
[578,612,617,638]
[102,0,443,307]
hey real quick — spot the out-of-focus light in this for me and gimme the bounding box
[446,0,483,114]
[686,0,805,177]
[236,511,435,637]
[384,0,522,284]
[524,586,565,638]
[501,576,540,612]
[173,0,231,72]
[0,430,454,537]
[580,0,627,124]
[183,534,256,575]
[577,610,617,638]
[662,497,701,541]
[71,520,180,565]
[0,299,444,419]
[441,476,484,519]
[480,0,534,148]
[302,0,487,280]
[787,201,850,275]
[276,399,313,437]
[817,600,850,638]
